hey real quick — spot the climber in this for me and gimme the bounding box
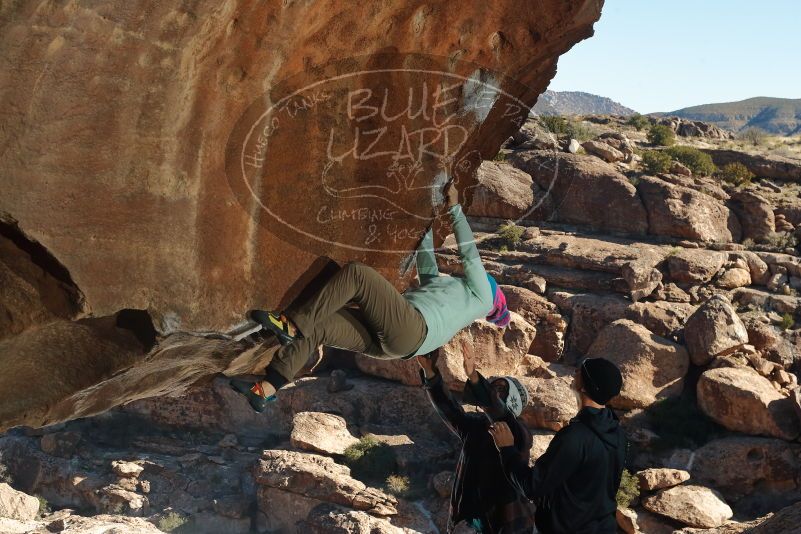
[418,349,536,534]
[230,181,510,411]
[488,357,627,534]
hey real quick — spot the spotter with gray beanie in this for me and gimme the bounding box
[417,350,536,534]
[489,357,628,534]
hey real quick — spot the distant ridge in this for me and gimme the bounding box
[666,97,801,135]
[533,90,637,116]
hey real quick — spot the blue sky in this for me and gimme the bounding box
[548,1,801,113]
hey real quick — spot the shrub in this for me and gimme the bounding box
[717,162,754,186]
[541,115,569,135]
[36,495,51,518]
[385,474,410,496]
[647,124,676,146]
[498,220,525,250]
[492,151,507,162]
[158,512,188,532]
[780,313,794,331]
[616,469,640,508]
[646,396,725,449]
[565,119,595,142]
[626,114,651,131]
[664,146,718,176]
[766,232,799,250]
[343,436,397,483]
[740,127,767,146]
[641,150,672,174]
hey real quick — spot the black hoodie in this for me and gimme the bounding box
[499,407,627,534]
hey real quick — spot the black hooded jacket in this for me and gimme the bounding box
[422,370,535,533]
[499,406,627,534]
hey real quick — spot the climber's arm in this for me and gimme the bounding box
[416,228,439,283]
[449,202,493,306]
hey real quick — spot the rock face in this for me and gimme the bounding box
[587,320,689,409]
[0,0,604,430]
[467,161,537,220]
[356,314,536,390]
[697,367,801,440]
[642,485,733,528]
[638,176,740,242]
[692,437,801,502]
[507,151,649,235]
[684,295,749,366]
[0,483,39,521]
[255,449,397,531]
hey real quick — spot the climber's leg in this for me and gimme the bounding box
[231,308,383,411]
[266,307,384,386]
[285,262,427,357]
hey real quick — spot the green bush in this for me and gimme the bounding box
[665,146,718,176]
[717,162,754,186]
[498,220,525,250]
[647,124,676,146]
[780,313,794,331]
[740,127,767,146]
[492,151,507,162]
[626,114,651,131]
[541,115,569,135]
[616,469,640,508]
[158,512,188,532]
[36,495,51,518]
[343,436,397,483]
[646,396,725,449]
[565,119,595,142]
[641,150,672,174]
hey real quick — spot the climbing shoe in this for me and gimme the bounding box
[230,379,276,413]
[248,310,299,345]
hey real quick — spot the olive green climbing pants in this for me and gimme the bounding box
[264,262,427,390]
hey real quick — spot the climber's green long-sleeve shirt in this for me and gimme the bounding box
[404,204,493,356]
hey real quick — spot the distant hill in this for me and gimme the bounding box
[666,97,801,135]
[533,90,637,116]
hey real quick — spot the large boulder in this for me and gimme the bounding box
[501,285,566,361]
[254,449,397,532]
[642,485,733,529]
[290,412,359,456]
[582,140,625,163]
[507,151,649,235]
[0,0,604,431]
[692,437,801,502]
[667,249,726,284]
[729,190,776,243]
[356,314,536,391]
[697,367,801,440]
[638,176,741,242]
[466,161,540,220]
[636,468,691,491]
[517,375,577,431]
[587,320,690,409]
[623,301,696,338]
[684,295,748,366]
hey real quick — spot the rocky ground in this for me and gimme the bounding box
[2,115,801,533]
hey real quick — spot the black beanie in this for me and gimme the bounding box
[580,358,623,405]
